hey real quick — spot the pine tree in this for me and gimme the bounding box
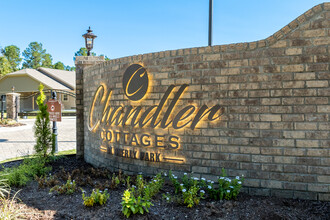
[22,42,53,69]
[34,84,54,157]
[0,56,12,76]
[1,45,22,71]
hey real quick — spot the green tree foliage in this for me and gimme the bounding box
[75,47,87,56]
[42,53,53,68]
[1,42,75,73]
[74,47,110,62]
[34,84,54,158]
[53,61,65,70]
[54,62,75,71]
[65,66,75,71]
[1,45,22,71]
[100,54,110,60]
[0,56,12,76]
[22,42,53,69]
[74,47,96,58]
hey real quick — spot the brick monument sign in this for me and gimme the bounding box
[76,3,329,201]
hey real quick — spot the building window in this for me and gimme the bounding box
[63,94,68,102]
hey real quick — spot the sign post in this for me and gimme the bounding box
[47,91,62,153]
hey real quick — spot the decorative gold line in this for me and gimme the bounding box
[163,157,184,162]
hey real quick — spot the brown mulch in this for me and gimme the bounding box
[3,155,330,220]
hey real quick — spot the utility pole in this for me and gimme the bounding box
[208,0,213,46]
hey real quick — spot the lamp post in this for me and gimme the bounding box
[51,90,58,153]
[208,0,213,46]
[82,27,97,56]
[0,95,5,120]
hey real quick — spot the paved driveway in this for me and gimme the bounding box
[0,117,76,162]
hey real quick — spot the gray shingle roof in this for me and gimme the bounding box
[1,68,75,91]
[38,67,75,90]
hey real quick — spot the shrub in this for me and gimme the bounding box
[181,185,204,208]
[50,178,78,195]
[125,176,131,188]
[121,174,164,218]
[142,173,164,200]
[168,172,204,208]
[82,189,110,207]
[132,174,164,200]
[167,169,243,207]
[34,83,54,158]
[111,173,120,189]
[0,157,51,187]
[121,189,152,218]
[35,174,60,188]
[206,168,244,200]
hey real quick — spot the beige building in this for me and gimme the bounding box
[0,67,76,111]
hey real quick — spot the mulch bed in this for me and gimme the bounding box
[4,155,330,220]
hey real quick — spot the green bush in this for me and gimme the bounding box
[82,189,110,207]
[166,169,244,208]
[50,178,77,195]
[34,83,54,158]
[168,171,204,208]
[206,168,244,200]
[0,157,51,187]
[121,174,164,218]
[121,189,152,218]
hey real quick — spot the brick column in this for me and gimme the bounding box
[6,93,20,120]
[75,56,105,159]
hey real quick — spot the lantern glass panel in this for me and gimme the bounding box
[86,38,93,48]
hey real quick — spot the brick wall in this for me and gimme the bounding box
[79,3,329,201]
[75,56,105,158]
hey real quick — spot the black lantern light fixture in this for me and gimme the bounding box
[82,26,97,56]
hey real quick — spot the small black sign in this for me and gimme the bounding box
[122,64,149,101]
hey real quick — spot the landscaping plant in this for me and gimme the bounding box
[0,191,24,220]
[206,168,244,200]
[34,83,55,158]
[111,173,120,188]
[168,171,204,208]
[167,169,244,208]
[121,174,164,218]
[0,175,25,220]
[0,175,9,198]
[0,157,51,187]
[35,174,60,188]
[50,178,78,195]
[142,173,164,200]
[121,189,152,218]
[82,189,110,207]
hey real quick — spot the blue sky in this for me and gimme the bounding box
[0,0,325,67]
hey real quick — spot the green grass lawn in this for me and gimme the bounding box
[27,110,76,114]
[1,110,76,120]
[0,149,76,164]
[20,110,76,119]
